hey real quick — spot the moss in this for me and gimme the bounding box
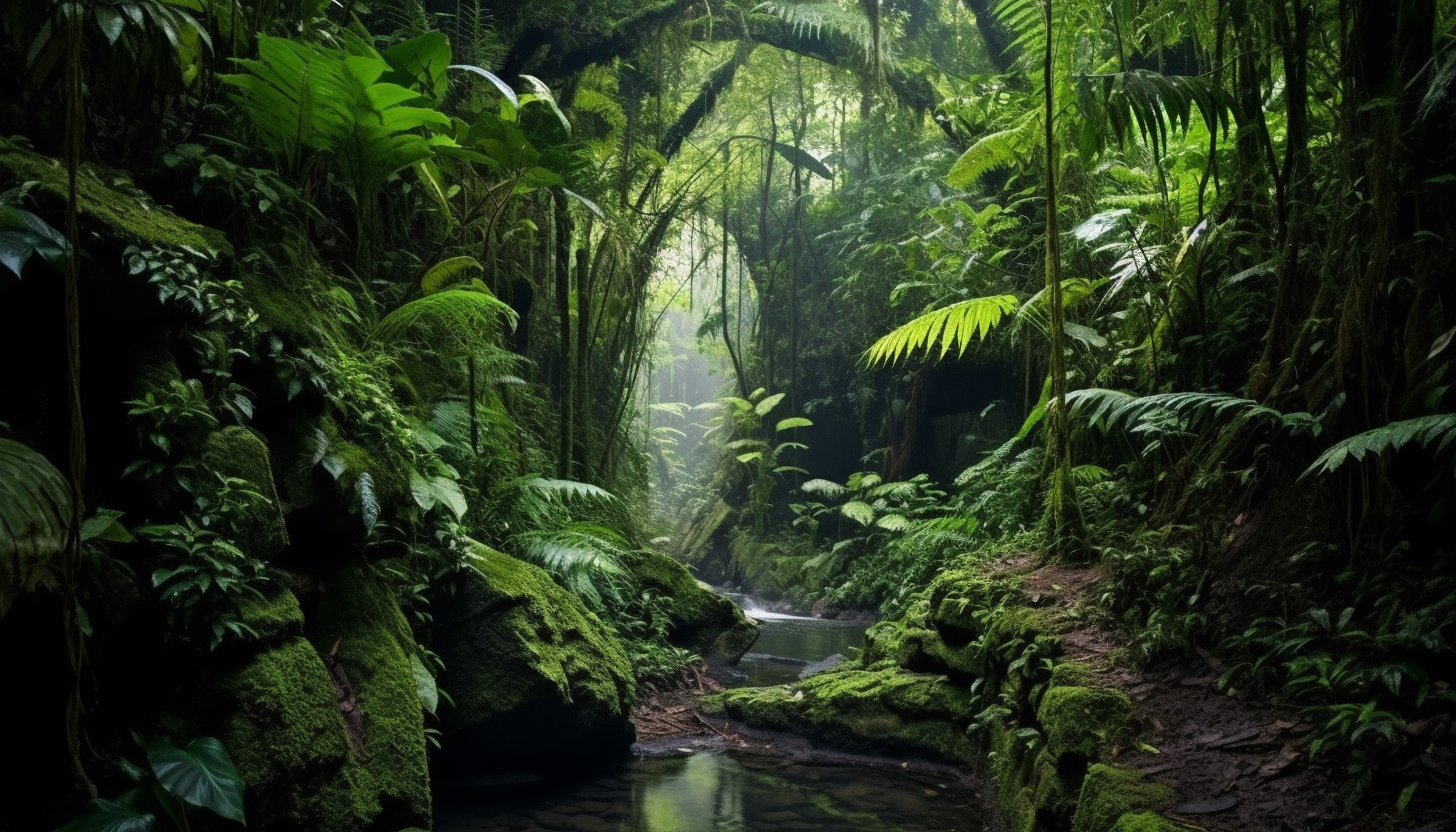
[236,584,304,644]
[926,568,1009,636]
[1048,661,1097,690]
[435,544,636,773]
[307,563,431,832]
[1031,751,1080,828]
[1111,811,1184,832]
[621,548,758,660]
[716,665,979,765]
[1072,765,1174,832]
[0,139,231,256]
[202,426,288,560]
[861,601,938,671]
[1038,686,1138,762]
[212,638,375,832]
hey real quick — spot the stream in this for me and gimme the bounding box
[434,598,989,832]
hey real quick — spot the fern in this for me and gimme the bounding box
[419,256,485,295]
[946,113,1040,189]
[522,477,617,503]
[514,524,628,608]
[1067,388,1296,433]
[374,283,518,350]
[864,294,1019,366]
[840,500,875,526]
[1304,414,1456,477]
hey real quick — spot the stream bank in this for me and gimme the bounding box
[698,555,1442,832]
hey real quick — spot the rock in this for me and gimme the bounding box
[307,563,432,831]
[621,548,758,662]
[202,426,288,560]
[1038,686,1138,762]
[207,577,427,832]
[708,665,979,765]
[436,544,636,774]
[798,654,847,679]
[1071,765,1175,832]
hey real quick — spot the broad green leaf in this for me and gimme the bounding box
[519,74,570,133]
[736,451,764,464]
[448,64,518,106]
[80,509,133,543]
[147,736,246,823]
[840,500,874,526]
[410,653,439,715]
[754,393,786,416]
[56,794,156,832]
[776,417,813,432]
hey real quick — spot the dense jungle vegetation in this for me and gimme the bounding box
[1,0,1454,829]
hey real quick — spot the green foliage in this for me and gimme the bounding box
[1303,414,1456,477]
[0,437,72,614]
[0,184,67,278]
[863,294,1020,366]
[1075,69,1236,160]
[56,735,245,832]
[221,33,449,202]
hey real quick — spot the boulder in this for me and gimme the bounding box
[621,548,758,662]
[435,544,635,774]
[202,426,288,560]
[208,580,429,832]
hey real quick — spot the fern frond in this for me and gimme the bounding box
[1075,69,1237,160]
[864,294,1019,366]
[946,113,1040,189]
[522,477,617,503]
[1303,414,1456,477]
[1066,389,1303,436]
[374,284,517,351]
[420,256,484,295]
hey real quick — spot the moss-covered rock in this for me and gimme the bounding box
[621,548,758,662]
[206,570,431,832]
[211,637,375,832]
[1111,811,1184,832]
[0,139,231,256]
[202,426,288,560]
[307,563,431,831]
[1071,765,1174,832]
[1038,686,1138,762]
[1047,661,1098,691]
[711,665,979,765]
[435,544,635,774]
[235,583,304,645]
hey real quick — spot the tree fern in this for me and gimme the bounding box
[1303,414,1456,477]
[864,294,1019,366]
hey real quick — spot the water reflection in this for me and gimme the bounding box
[734,615,870,687]
[436,751,984,832]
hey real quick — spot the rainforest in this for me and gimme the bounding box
[0,1,1453,831]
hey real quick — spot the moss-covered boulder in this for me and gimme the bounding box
[1071,765,1174,832]
[1111,812,1184,832]
[307,563,431,831]
[204,580,430,832]
[202,426,288,560]
[708,665,979,765]
[0,139,231,256]
[435,545,635,774]
[622,548,758,662]
[1038,686,1138,762]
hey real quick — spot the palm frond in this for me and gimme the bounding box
[1075,69,1237,160]
[864,294,1019,366]
[1303,414,1456,477]
[1067,388,1290,432]
[420,256,484,295]
[0,438,71,614]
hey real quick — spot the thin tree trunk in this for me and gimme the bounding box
[553,189,574,476]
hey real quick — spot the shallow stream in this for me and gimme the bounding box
[434,598,987,832]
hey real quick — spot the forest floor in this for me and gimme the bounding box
[633,558,1456,832]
